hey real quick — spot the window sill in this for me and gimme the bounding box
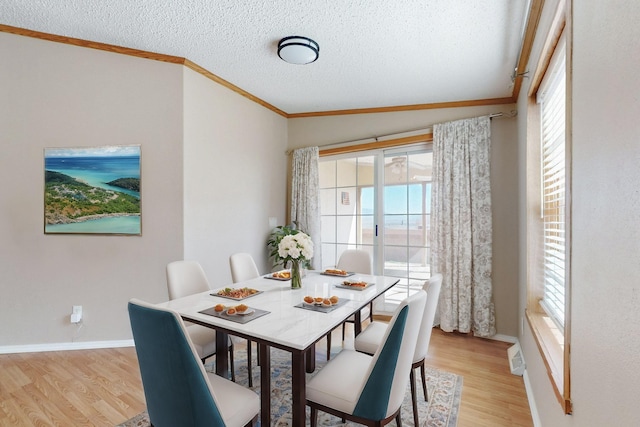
[526,309,572,413]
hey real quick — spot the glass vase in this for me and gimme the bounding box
[290,260,302,289]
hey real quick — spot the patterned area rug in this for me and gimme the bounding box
[117,348,462,427]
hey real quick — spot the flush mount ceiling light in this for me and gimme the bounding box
[278,36,319,65]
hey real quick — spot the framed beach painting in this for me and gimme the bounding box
[44,145,141,235]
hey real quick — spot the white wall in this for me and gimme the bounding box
[0,33,184,345]
[182,68,288,281]
[518,1,640,425]
[288,105,520,337]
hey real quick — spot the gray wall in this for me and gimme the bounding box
[182,67,288,282]
[0,32,184,344]
[0,31,287,347]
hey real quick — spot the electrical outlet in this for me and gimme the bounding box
[70,305,83,324]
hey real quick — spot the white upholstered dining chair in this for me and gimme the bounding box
[354,273,443,427]
[166,260,236,380]
[306,290,427,427]
[326,249,373,359]
[229,252,261,387]
[229,252,261,283]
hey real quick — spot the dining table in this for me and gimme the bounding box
[156,270,399,426]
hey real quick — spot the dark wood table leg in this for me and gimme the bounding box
[291,350,306,426]
[354,310,363,336]
[305,343,316,373]
[215,331,229,378]
[259,343,271,427]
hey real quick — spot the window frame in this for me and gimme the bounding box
[525,0,572,414]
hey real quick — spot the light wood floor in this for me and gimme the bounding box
[0,327,532,427]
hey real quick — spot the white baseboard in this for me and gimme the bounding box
[0,339,134,354]
[489,333,518,343]
[523,369,542,427]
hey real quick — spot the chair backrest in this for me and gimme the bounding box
[229,253,260,283]
[336,249,372,274]
[414,273,443,363]
[352,290,427,420]
[128,299,225,427]
[166,260,211,300]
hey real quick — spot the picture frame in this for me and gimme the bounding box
[44,145,141,235]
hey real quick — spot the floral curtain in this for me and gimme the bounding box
[431,116,496,337]
[290,147,322,269]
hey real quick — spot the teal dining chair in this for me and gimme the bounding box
[128,299,260,427]
[354,273,443,427]
[306,290,427,427]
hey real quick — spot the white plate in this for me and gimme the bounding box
[236,308,255,316]
[266,271,291,281]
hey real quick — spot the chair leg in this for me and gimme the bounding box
[342,322,346,341]
[247,340,253,387]
[369,301,374,322]
[310,407,318,427]
[326,331,332,360]
[410,368,419,427]
[229,343,236,382]
[395,411,402,427]
[420,362,428,401]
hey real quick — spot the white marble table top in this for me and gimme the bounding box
[157,271,399,351]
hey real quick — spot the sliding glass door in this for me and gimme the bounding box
[319,155,375,268]
[380,151,433,309]
[319,145,432,314]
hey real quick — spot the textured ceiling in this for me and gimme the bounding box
[1,0,529,115]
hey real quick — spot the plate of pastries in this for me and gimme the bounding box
[213,303,255,316]
[321,268,354,277]
[214,287,262,300]
[303,295,339,307]
[267,270,292,281]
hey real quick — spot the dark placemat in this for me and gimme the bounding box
[199,307,270,324]
[264,274,291,281]
[294,298,350,313]
[320,271,355,277]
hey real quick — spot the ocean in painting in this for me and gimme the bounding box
[45,155,141,198]
[45,215,140,234]
[44,150,141,234]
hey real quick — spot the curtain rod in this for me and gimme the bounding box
[288,110,517,153]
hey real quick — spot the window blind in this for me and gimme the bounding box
[538,37,566,329]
